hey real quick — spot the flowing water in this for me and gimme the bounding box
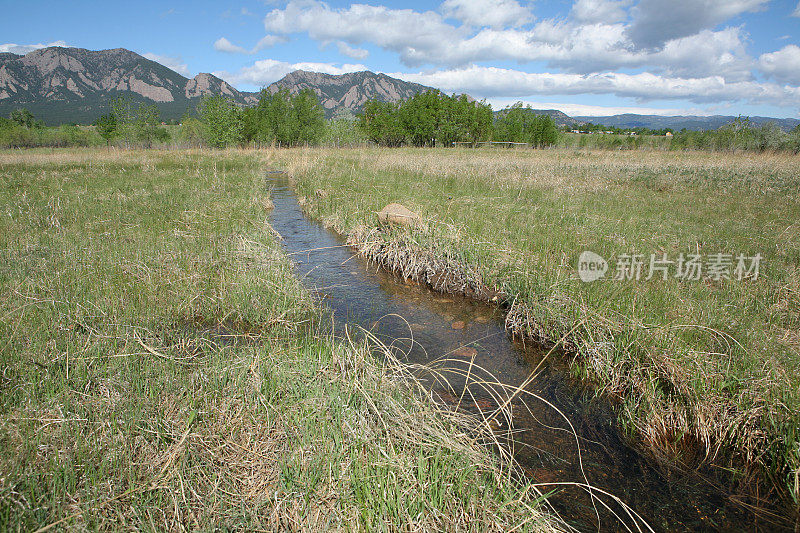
[267,175,781,532]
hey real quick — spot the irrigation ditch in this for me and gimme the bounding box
[266,171,792,532]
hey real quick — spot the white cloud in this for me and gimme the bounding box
[652,28,753,82]
[0,40,68,55]
[256,0,755,82]
[215,59,367,86]
[254,35,287,50]
[214,37,250,54]
[759,45,800,85]
[142,52,190,76]
[793,2,800,16]
[441,0,532,29]
[214,35,286,54]
[570,0,631,24]
[625,0,768,49]
[336,41,369,60]
[263,0,465,66]
[389,65,800,108]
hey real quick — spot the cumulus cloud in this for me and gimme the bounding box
[336,41,369,60]
[625,0,767,49]
[255,0,755,82]
[215,59,367,86]
[142,52,190,76]
[263,0,465,66]
[652,28,753,81]
[441,0,533,28]
[759,45,800,85]
[214,35,286,54]
[0,40,68,54]
[389,65,800,108]
[570,0,631,23]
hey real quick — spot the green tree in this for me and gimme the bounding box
[10,108,36,128]
[290,88,325,145]
[94,113,117,146]
[110,96,135,145]
[322,109,367,146]
[399,91,440,147]
[110,96,166,147]
[243,89,293,146]
[179,116,204,147]
[531,114,558,147]
[358,100,405,146]
[134,103,165,148]
[196,95,243,148]
[358,92,493,147]
[494,105,558,147]
[467,98,494,144]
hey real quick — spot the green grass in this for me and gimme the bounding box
[276,146,800,512]
[0,148,556,531]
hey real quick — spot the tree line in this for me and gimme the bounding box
[4,91,800,153]
[359,91,494,147]
[181,89,326,148]
[190,89,559,148]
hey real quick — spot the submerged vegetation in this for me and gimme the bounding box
[276,146,800,521]
[0,149,558,531]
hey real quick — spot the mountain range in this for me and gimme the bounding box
[1,46,797,131]
[0,47,257,125]
[265,70,435,116]
[0,47,435,124]
[572,113,800,132]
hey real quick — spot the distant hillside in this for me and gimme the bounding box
[573,114,800,132]
[0,47,257,125]
[265,70,436,117]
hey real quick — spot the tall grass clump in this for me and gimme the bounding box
[0,148,558,531]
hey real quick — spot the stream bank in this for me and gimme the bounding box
[268,173,783,531]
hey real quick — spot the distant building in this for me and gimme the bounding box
[665,132,673,137]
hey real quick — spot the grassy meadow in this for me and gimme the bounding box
[276,147,800,511]
[0,149,556,531]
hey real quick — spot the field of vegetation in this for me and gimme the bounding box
[276,147,800,517]
[0,149,557,531]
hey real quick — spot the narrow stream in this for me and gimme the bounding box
[267,175,775,532]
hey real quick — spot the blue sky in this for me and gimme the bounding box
[1,0,799,117]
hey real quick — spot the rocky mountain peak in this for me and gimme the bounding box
[0,46,257,124]
[266,69,435,115]
[185,72,252,102]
